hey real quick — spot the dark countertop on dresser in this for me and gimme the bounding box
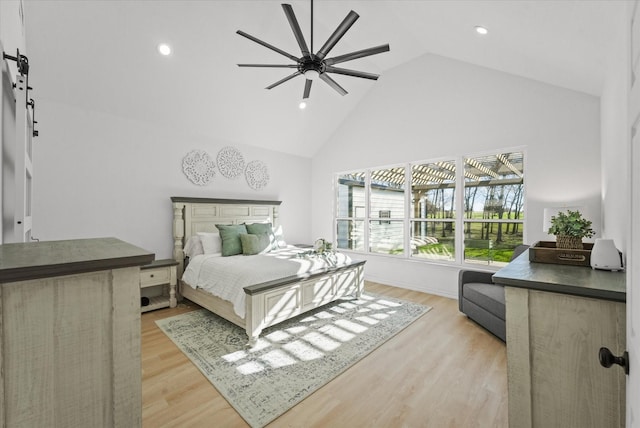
[492,250,626,302]
[0,237,155,283]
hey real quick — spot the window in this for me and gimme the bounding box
[463,153,524,265]
[369,166,405,255]
[411,160,456,261]
[378,210,391,224]
[336,172,366,251]
[335,151,525,267]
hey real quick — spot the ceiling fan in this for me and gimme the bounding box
[237,0,390,102]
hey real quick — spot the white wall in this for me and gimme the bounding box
[600,5,629,255]
[32,101,312,259]
[312,54,602,298]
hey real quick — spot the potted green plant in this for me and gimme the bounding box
[547,209,595,249]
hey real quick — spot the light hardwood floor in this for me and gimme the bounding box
[142,281,508,427]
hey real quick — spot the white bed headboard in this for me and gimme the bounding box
[171,197,282,275]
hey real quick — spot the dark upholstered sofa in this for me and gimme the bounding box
[458,245,529,341]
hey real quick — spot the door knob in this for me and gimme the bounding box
[599,347,629,375]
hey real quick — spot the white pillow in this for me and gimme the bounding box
[197,232,222,254]
[183,235,204,258]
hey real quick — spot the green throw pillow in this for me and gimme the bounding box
[245,222,276,249]
[240,233,271,255]
[215,224,248,256]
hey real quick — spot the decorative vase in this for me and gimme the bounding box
[556,235,583,250]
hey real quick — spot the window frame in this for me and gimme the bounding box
[333,148,527,269]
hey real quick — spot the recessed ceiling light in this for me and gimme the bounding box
[475,26,488,35]
[157,43,172,56]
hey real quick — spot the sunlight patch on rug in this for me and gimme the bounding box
[156,293,431,428]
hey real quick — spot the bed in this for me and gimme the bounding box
[171,197,365,345]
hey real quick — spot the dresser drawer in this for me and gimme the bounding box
[140,266,171,287]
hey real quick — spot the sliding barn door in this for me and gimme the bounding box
[12,73,33,242]
[1,42,33,243]
[1,42,17,243]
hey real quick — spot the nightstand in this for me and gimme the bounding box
[140,258,178,312]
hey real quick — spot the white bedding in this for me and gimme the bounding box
[181,246,352,318]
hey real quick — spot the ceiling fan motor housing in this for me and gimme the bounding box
[299,56,325,76]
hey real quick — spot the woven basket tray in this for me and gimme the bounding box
[529,241,593,267]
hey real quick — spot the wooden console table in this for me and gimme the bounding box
[0,237,154,428]
[493,250,626,428]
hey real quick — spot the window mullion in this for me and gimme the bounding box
[455,156,465,265]
[405,163,411,258]
[365,169,371,253]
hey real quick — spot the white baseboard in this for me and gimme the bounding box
[364,273,458,300]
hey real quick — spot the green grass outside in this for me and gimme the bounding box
[345,214,524,262]
[412,219,523,262]
[411,242,519,263]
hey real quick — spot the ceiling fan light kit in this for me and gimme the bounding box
[237,0,390,103]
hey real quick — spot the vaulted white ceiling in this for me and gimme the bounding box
[24,0,620,158]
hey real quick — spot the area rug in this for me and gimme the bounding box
[156,293,431,428]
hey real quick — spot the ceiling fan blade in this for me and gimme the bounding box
[319,73,348,96]
[325,66,379,80]
[303,79,312,99]
[282,4,310,57]
[237,30,300,62]
[266,71,302,90]
[324,44,390,66]
[315,11,359,60]
[238,64,299,68]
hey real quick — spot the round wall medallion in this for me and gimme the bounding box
[217,146,245,179]
[245,160,270,190]
[182,150,216,186]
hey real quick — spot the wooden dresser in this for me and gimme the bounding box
[0,237,154,428]
[493,250,626,428]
